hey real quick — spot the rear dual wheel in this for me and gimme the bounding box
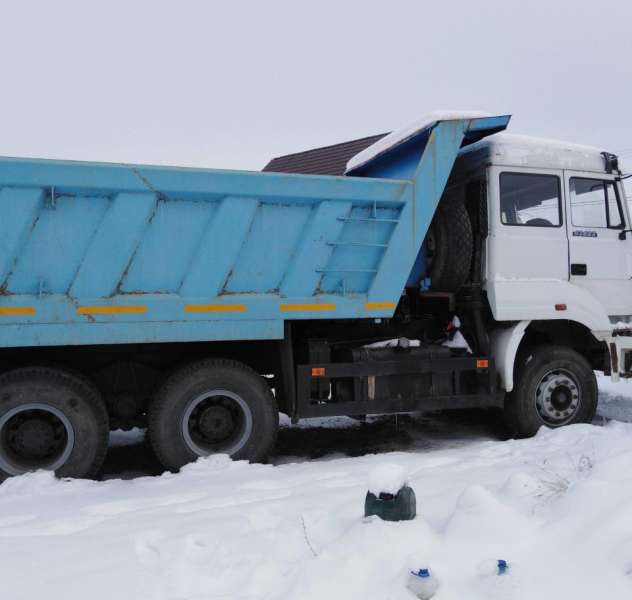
[148,359,278,471]
[0,359,279,480]
[0,367,109,481]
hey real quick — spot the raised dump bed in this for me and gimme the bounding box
[0,115,508,348]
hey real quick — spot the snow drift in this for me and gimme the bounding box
[0,375,632,599]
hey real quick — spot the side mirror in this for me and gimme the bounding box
[602,152,620,174]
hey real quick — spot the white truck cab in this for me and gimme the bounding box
[456,134,632,392]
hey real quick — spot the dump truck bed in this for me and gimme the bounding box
[0,115,508,348]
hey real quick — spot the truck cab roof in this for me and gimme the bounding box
[460,133,616,174]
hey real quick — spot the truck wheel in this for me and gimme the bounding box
[426,197,473,292]
[148,359,278,471]
[0,367,109,480]
[504,346,597,438]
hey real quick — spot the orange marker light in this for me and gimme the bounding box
[555,304,567,311]
[476,359,489,369]
[311,367,326,377]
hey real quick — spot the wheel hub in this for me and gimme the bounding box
[13,418,57,458]
[535,370,581,425]
[0,404,75,475]
[198,405,234,442]
[181,389,253,457]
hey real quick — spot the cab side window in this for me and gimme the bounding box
[500,172,562,227]
[570,178,623,229]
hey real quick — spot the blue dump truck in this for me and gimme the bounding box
[1,113,630,479]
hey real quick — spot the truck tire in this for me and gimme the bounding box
[0,367,109,480]
[148,359,278,471]
[504,346,598,438]
[426,197,473,292]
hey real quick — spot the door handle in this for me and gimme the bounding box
[571,263,587,276]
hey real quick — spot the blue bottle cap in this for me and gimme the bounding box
[497,559,508,574]
[411,568,430,578]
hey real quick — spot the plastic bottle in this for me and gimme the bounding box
[406,568,439,600]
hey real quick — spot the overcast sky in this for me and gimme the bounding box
[1,0,631,173]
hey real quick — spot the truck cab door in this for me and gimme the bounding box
[565,172,632,317]
[487,166,568,282]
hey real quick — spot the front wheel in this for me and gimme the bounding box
[504,345,598,437]
[148,359,278,471]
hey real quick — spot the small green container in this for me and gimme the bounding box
[364,485,416,521]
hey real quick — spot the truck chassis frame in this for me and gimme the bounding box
[294,355,502,419]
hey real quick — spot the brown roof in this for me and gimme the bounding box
[262,133,388,176]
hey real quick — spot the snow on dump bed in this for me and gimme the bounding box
[2,379,632,600]
[345,110,491,173]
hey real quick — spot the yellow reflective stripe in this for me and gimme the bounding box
[78,306,147,315]
[184,304,246,313]
[280,303,336,312]
[0,306,36,316]
[365,301,396,310]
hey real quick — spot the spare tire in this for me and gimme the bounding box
[425,196,473,292]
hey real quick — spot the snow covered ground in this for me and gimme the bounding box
[2,374,632,599]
